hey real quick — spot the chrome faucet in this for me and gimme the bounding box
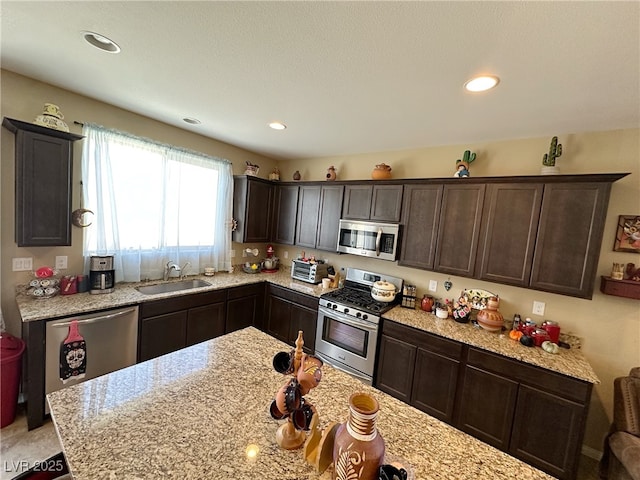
[164,261,181,281]
[179,262,191,280]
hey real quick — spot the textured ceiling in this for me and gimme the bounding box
[1,1,639,160]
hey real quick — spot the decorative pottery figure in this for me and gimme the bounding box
[269,167,280,181]
[333,392,385,480]
[244,161,259,176]
[371,163,392,180]
[293,170,301,181]
[454,150,476,177]
[326,166,337,181]
[420,295,434,312]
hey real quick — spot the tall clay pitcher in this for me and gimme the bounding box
[333,393,385,480]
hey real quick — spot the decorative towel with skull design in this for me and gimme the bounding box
[60,320,87,383]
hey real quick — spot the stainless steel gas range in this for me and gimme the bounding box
[314,268,403,384]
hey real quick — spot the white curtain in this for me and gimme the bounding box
[81,123,233,282]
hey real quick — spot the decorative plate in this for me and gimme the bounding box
[458,288,498,310]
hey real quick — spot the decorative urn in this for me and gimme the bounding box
[476,296,505,332]
[371,163,392,180]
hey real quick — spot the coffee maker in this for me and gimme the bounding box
[89,255,115,294]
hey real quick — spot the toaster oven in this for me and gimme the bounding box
[291,259,330,284]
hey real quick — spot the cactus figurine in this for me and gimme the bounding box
[542,136,563,167]
[454,150,476,177]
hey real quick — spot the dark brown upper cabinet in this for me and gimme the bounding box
[233,176,274,243]
[272,184,299,245]
[342,184,403,222]
[476,183,543,287]
[530,181,612,299]
[398,184,443,270]
[3,117,83,247]
[295,184,344,251]
[434,183,486,278]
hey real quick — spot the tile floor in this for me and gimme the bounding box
[1,404,602,479]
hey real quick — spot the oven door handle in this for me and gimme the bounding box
[318,306,379,332]
[375,228,382,257]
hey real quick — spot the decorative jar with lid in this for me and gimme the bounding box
[476,296,504,332]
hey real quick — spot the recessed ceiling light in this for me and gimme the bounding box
[183,117,201,125]
[269,122,287,130]
[82,31,121,53]
[464,75,500,92]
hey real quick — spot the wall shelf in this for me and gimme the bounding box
[600,276,640,300]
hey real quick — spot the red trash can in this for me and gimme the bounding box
[1,332,26,428]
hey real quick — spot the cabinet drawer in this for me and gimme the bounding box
[140,289,227,318]
[268,284,318,310]
[466,348,591,404]
[381,320,462,359]
[227,283,264,300]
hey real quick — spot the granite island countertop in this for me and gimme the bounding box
[16,267,599,384]
[47,327,554,480]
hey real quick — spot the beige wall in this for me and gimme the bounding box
[2,69,639,454]
[1,70,277,334]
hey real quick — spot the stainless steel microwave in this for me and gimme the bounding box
[337,220,399,261]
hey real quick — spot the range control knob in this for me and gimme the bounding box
[356,312,362,318]
[344,308,349,314]
[331,303,337,310]
[362,314,368,321]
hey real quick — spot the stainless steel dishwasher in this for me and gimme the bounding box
[45,306,138,412]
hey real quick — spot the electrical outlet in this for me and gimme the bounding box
[55,255,68,270]
[12,257,33,271]
[283,251,288,259]
[532,301,546,316]
[429,280,437,292]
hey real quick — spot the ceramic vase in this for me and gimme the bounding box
[476,296,504,332]
[371,163,392,180]
[420,295,434,312]
[333,393,385,480]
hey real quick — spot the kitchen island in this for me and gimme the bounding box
[48,327,553,479]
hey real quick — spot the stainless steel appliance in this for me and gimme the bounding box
[45,306,138,413]
[89,255,115,294]
[291,259,330,284]
[337,220,400,261]
[315,268,403,384]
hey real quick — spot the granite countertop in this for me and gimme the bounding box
[16,267,599,384]
[16,267,327,322]
[47,327,553,480]
[383,306,600,384]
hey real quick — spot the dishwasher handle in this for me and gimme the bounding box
[50,308,137,328]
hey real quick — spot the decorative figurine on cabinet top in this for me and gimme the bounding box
[541,136,562,175]
[453,150,476,177]
[269,167,280,181]
[326,166,337,181]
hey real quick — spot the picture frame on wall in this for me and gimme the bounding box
[613,215,640,252]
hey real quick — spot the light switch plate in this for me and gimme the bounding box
[429,280,437,292]
[533,301,546,316]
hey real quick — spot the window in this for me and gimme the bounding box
[81,123,233,282]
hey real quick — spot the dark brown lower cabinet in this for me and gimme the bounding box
[376,320,592,480]
[226,283,265,333]
[456,347,592,480]
[375,320,461,423]
[266,284,318,353]
[456,365,518,450]
[138,290,227,362]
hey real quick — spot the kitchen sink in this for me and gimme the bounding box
[136,279,212,295]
